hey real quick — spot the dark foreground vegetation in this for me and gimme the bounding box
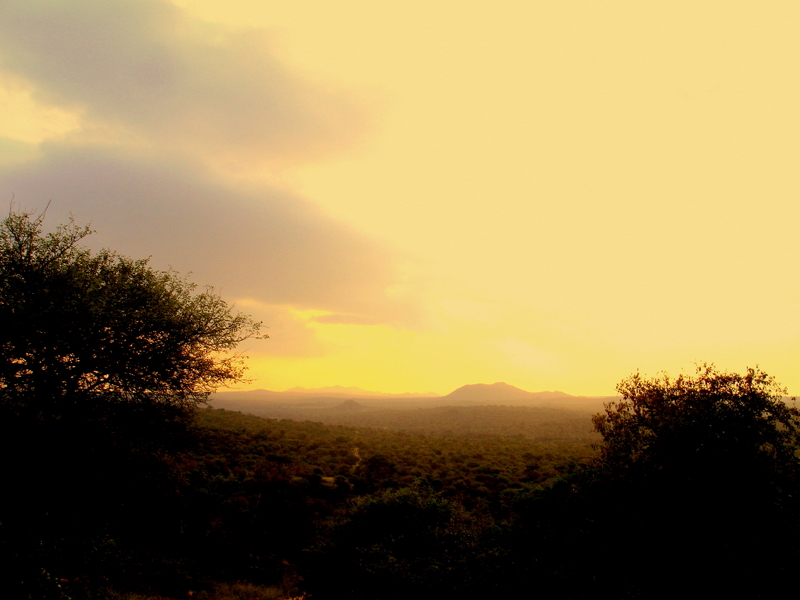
[4,211,800,599]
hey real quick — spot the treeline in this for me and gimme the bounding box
[2,404,595,599]
[181,407,597,596]
[7,375,800,599]
[194,407,596,497]
[182,368,800,599]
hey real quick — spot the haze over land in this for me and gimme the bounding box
[2,1,800,395]
[213,381,609,406]
[212,382,611,438]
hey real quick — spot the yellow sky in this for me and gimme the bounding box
[3,1,800,395]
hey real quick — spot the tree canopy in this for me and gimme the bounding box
[576,364,800,597]
[593,363,800,480]
[0,209,264,599]
[0,209,263,419]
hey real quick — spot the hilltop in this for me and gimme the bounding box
[443,382,571,405]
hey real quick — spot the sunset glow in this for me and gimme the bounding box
[2,1,799,395]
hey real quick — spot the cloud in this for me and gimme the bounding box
[226,302,326,358]
[0,136,40,165]
[312,313,384,326]
[0,143,413,325]
[0,0,366,164]
[0,0,421,352]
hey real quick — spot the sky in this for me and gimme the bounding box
[1,0,800,395]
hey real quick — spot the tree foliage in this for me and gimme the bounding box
[578,364,800,598]
[0,209,263,416]
[593,364,800,481]
[308,484,498,600]
[0,209,264,598]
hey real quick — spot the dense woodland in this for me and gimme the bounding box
[8,390,800,600]
[4,212,800,599]
[3,402,600,599]
[210,396,605,441]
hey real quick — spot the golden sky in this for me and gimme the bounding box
[2,1,800,395]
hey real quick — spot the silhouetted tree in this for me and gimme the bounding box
[579,365,800,598]
[594,364,800,477]
[0,208,263,597]
[0,209,261,413]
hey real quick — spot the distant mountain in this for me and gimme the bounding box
[443,382,571,405]
[333,399,365,411]
[211,383,613,413]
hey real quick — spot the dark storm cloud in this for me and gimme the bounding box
[0,0,366,163]
[0,144,405,322]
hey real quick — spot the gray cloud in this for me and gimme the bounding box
[0,0,366,163]
[0,0,417,343]
[0,144,412,325]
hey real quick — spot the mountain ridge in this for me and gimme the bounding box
[212,382,615,412]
